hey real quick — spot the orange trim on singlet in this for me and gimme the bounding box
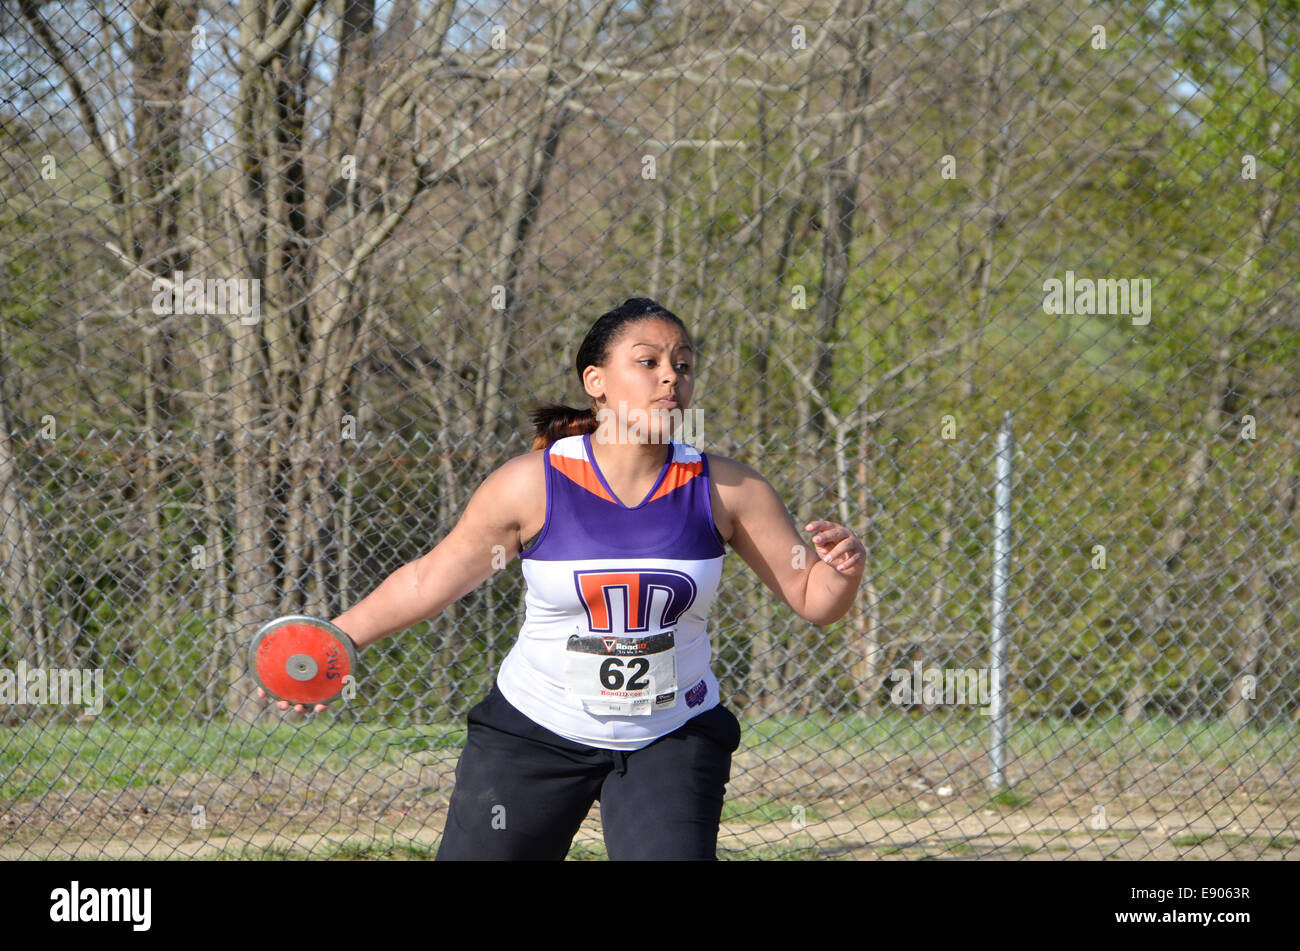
[641,460,703,505]
[551,453,618,505]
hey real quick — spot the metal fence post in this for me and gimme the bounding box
[989,412,1013,791]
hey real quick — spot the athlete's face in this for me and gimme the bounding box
[583,319,695,442]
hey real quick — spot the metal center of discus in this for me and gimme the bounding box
[286,654,318,681]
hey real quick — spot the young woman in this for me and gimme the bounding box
[262,297,866,860]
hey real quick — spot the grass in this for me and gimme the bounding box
[209,829,1297,861]
[1172,831,1217,847]
[0,719,466,800]
[722,797,823,825]
[215,837,441,860]
[734,711,1300,786]
[2,711,1296,804]
[1061,828,1142,840]
[721,840,827,860]
[1173,831,1298,850]
[324,839,439,860]
[985,785,1034,809]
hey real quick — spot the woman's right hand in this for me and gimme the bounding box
[257,686,329,715]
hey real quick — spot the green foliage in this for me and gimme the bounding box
[1,0,1295,730]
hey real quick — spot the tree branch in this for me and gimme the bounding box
[18,0,127,205]
[243,0,321,70]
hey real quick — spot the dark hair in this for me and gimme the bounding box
[528,298,691,450]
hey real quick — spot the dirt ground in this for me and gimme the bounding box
[2,744,1296,860]
[1,798,1294,861]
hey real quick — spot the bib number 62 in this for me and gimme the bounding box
[600,657,650,691]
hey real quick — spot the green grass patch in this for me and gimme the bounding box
[1062,828,1142,840]
[321,839,439,860]
[984,785,1033,809]
[215,842,301,861]
[722,843,823,860]
[1174,831,1298,850]
[2,712,1296,810]
[0,720,466,800]
[565,841,608,860]
[214,837,439,860]
[722,797,823,825]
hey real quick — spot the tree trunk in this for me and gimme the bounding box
[1228,564,1268,729]
[0,360,44,675]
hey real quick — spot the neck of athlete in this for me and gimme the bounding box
[589,437,671,482]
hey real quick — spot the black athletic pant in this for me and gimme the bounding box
[435,680,742,860]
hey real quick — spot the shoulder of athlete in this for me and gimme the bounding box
[481,447,546,510]
[702,452,772,541]
[704,451,771,500]
[470,448,546,540]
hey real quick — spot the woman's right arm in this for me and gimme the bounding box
[330,451,543,649]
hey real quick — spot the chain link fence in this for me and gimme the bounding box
[1,0,1297,859]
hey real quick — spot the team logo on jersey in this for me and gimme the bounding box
[686,679,708,707]
[574,569,697,633]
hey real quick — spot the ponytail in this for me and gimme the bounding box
[528,403,598,451]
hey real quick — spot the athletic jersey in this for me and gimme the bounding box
[495,432,728,750]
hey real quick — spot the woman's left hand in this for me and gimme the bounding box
[805,520,866,574]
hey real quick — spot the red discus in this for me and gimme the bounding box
[249,615,359,706]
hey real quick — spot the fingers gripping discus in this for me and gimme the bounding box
[249,615,359,705]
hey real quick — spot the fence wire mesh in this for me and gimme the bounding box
[1,0,1297,860]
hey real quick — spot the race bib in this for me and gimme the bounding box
[564,630,677,716]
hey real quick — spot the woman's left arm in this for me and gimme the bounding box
[712,456,866,627]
